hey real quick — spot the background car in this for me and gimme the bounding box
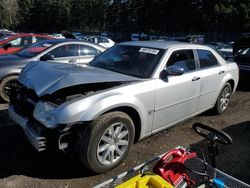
[52,33,65,39]
[0,29,15,38]
[232,36,250,82]
[0,33,53,55]
[217,48,233,61]
[0,39,105,102]
[209,42,227,50]
[86,36,115,48]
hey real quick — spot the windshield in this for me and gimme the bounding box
[89,45,165,78]
[15,40,56,58]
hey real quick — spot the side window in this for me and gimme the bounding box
[9,37,22,47]
[79,45,100,56]
[34,36,48,43]
[20,36,32,46]
[197,49,218,68]
[87,37,99,43]
[48,44,79,58]
[167,50,196,72]
[99,37,108,43]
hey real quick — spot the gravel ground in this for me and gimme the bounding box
[0,83,249,188]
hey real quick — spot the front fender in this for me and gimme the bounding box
[0,67,22,80]
[55,93,147,126]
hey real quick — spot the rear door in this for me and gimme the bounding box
[78,44,102,64]
[195,49,225,111]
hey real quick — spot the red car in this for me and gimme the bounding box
[0,33,53,55]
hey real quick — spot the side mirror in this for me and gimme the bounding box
[160,65,184,80]
[166,65,184,76]
[3,43,12,51]
[40,54,55,61]
[159,69,168,80]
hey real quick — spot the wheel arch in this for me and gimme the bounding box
[215,78,235,104]
[0,73,20,82]
[103,106,142,143]
[227,79,235,92]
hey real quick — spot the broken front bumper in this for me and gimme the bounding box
[8,105,47,151]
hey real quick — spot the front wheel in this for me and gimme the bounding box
[79,111,135,173]
[213,82,232,114]
[0,75,19,102]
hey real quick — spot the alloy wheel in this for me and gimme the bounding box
[219,85,231,111]
[97,122,129,166]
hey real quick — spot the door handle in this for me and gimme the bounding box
[192,76,200,81]
[219,70,225,74]
[68,59,77,63]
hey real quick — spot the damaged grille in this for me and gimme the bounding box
[10,86,39,117]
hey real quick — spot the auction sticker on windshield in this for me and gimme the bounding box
[139,48,159,55]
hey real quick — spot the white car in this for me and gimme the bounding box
[9,41,239,173]
[53,33,65,39]
[86,36,115,48]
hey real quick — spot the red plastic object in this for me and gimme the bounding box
[153,148,197,188]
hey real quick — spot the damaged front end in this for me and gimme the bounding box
[8,81,127,152]
[45,82,126,105]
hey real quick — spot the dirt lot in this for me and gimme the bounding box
[0,83,249,188]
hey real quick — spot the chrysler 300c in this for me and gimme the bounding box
[9,41,239,173]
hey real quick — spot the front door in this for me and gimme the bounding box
[47,44,80,64]
[153,49,200,132]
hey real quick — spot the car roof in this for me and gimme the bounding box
[119,41,207,50]
[0,33,52,44]
[40,38,102,44]
[6,33,52,39]
[33,39,106,50]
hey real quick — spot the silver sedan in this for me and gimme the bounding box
[9,41,239,173]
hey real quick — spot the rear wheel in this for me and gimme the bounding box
[0,75,18,102]
[213,82,232,114]
[79,111,135,173]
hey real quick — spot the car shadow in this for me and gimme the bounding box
[190,121,250,184]
[0,124,95,179]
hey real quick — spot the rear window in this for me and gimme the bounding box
[197,49,218,68]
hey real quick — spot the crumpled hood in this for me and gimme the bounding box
[19,61,140,96]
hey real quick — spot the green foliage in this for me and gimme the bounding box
[1,0,249,34]
[0,0,18,28]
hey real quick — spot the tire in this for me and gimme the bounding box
[0,75,18,102]
[79,111,135,173]
[213,82,232,114]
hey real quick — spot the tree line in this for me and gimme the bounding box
[0,0,249,35]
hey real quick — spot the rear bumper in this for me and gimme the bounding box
[8,105,47,151]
